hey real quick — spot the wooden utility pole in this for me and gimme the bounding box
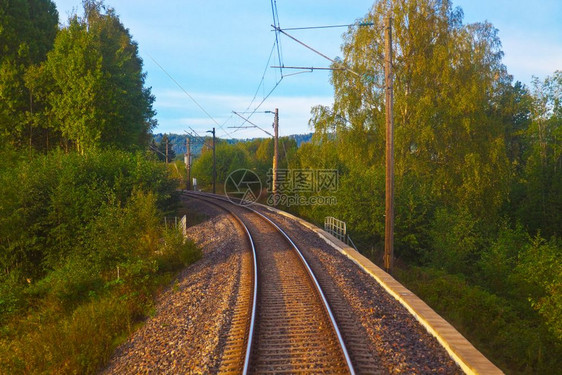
[273,108,279,196]
[185,137,191,191]
[165,137,169,165]
[207,128,216,194]
[384,16,394,274]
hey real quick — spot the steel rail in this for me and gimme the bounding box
[184,194,258,375]
[185,191,356,374]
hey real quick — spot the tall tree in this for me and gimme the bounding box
[517,72,562,236]
[41,0,155,152]
[312,0,512,223]
[0,0,58,148]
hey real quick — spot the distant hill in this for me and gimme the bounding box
[152,133,313,157]
[287,133,313,147]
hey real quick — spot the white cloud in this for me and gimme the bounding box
[152,90,333,138]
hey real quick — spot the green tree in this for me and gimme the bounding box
[0,0,58,149]
[40,0,155,152]
[515,72,562,237]
[312,0,512,224]
[192,142,251,188]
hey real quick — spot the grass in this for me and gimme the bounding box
[0,233,201,375]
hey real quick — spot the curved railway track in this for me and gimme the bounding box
[186,193,355,374]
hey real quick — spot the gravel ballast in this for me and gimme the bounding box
[101,198,247,374]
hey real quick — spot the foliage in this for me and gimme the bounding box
[308,0,512,227]
[0,149,200,374]
[0,149,177,280]
[37,1,155,152]
[0,0,58,149]
[191,141,250,188]
[397,266,562,374]
[0,2,194,373]
[515,236,562,342]
[190,137,298,191]
[0,0,155,153]
[510,72,562,238]
[428,207,482,275]
[289,1,562,373]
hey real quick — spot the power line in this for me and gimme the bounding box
[227,0,286,139]
[232,111,274,137]
[229,77,283,137]
[147,53,232,136]
[185,127,213,149]
[246,42,277,113]
[270,0,283,77]
[271,25,385,89]
[271,65,345,71]
[272,25,359,78]
[281,22,374,31]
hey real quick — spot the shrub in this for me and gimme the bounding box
[156,228,201,272]
[0,149,200,374]
[397,266,562,374]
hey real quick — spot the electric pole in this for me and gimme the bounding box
[185,137,191,191]
[206,128,216,194]
[384,16,394,274]
[273,108,279,196]
[232,109,279,197]
[165,137,169,165]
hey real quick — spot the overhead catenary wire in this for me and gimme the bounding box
[271,23,386,89]
[272,25,361,78]
[186,127,214,150]
[147,53,222,129]
[281,22,374,31]
[147,53,242,140]
[228,0,287,138]
[229,77,283,137]
[227,38,284,137]
[232,111,274,137]
[245,42,277,113]
[270,0,283,77]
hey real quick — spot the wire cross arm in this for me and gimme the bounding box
[271,25,352,73]
[232,111,274,137]
[271,25,385,89]
[185,128,214,149]
[281,22,375,31]
[271,65,346,71]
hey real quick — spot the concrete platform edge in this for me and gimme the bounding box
[259,204,504,375]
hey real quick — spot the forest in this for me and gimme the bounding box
[1,0,561,374]
[0,1,199,373]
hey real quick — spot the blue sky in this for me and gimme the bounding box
[52,0,561,139]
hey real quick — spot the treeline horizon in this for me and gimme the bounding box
[150,132,313,160]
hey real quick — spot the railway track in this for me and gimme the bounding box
[186,192,356,374]
[103,191,492,374]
